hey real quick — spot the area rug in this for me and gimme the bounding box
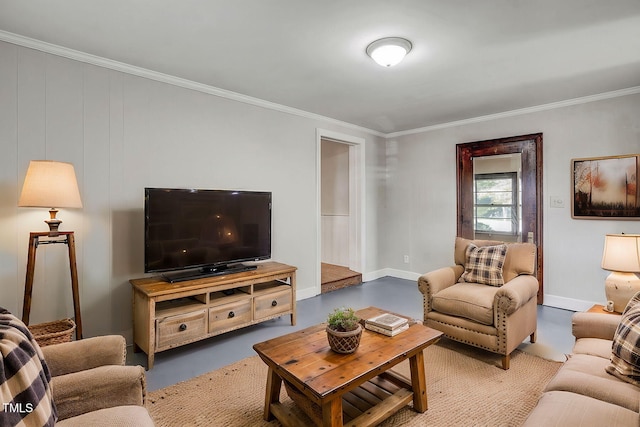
[147,338,562,426]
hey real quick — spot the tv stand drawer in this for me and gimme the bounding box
[255,289,292,320]
[156,309,207,350]
[209,300,252,333]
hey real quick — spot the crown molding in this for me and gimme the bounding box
[0,30,385,138]
[2,30,638,140]
[386,86,640,138]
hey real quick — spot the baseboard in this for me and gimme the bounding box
[296,287,319,301]
[364,268,420,282]
[542,294,598,312]
[362,269,387,282]
[385,268,421,281]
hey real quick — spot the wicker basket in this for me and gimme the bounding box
[326,324,362,354]
[29,318,76,347]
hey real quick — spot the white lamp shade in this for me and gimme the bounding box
[18,160,83,208]
[601,234,640,273]
[366,37,412,67]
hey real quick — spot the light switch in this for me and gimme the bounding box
[550,196,564,208]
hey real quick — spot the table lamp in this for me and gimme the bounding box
[18,160,83,236]
[601,233,640,313]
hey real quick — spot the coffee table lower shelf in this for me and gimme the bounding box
[275,371,415,427]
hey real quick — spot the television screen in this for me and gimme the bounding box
[144,188,271,276]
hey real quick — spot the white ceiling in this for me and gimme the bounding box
[1,0,640,134]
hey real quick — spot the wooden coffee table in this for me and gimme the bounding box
[253,306,442,427]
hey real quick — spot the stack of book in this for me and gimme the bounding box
[365,313,409,336]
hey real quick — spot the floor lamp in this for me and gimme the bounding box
[18,160,84,340]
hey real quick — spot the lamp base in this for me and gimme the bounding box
[45,208,61,237]
[605,272,640,313]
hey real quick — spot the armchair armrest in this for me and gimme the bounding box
[418,265,464,310]
[41,335,126,377]
[494,275,539,315]
[51,365,146,420]
[572,312,621,340]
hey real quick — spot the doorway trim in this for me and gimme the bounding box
[456,133,544,303]
[316,129,366,296]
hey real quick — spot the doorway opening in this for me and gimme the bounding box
[457,133,543,303]
[317,130,365,294]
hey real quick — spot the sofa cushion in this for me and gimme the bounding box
[458,243,507,286]
[606,293,640,386]
[573,337,616,359]
[522,391,639,427]
[55,405,155,427]
[545,353,639,411]
[431,282,498,325]
[52,365,146,420]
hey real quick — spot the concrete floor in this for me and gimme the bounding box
[128,276,576,392]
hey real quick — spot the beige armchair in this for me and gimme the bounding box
[418,237,538,369]
[1,307,154,426]
[43,336,155,426]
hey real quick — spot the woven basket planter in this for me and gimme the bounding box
[29,318,76,347]
[326,323,362,354]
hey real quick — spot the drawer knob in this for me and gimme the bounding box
[228,311,235,318]
[271,300,278,307]
[179,323,187,331]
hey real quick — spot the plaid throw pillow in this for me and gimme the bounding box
[458,243,507,286]
[606,292,640,386]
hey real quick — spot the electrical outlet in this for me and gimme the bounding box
[403,255,410,264]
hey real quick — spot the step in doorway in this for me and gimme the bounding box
[321,263,362,294]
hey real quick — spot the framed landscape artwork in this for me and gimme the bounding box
[572,154,639,219]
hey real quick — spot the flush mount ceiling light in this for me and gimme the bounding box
[366,37,412,67]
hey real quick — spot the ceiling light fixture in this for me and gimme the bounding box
[366,37,412,67]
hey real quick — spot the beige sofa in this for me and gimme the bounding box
[523,311,640,426]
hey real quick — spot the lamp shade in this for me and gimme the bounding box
[601,234,640,272]
[18,160,83,209]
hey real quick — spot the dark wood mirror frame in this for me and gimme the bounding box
[456,133,544,304]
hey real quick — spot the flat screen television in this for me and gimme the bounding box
[144,188,271,282]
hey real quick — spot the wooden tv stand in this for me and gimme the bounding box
[130,262,296,369]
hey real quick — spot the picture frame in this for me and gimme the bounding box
[571,154,639,219]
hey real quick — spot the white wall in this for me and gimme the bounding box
[384,93,640,310]
[0,41,385,338]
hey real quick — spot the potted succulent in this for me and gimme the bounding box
[326,307,362,354]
